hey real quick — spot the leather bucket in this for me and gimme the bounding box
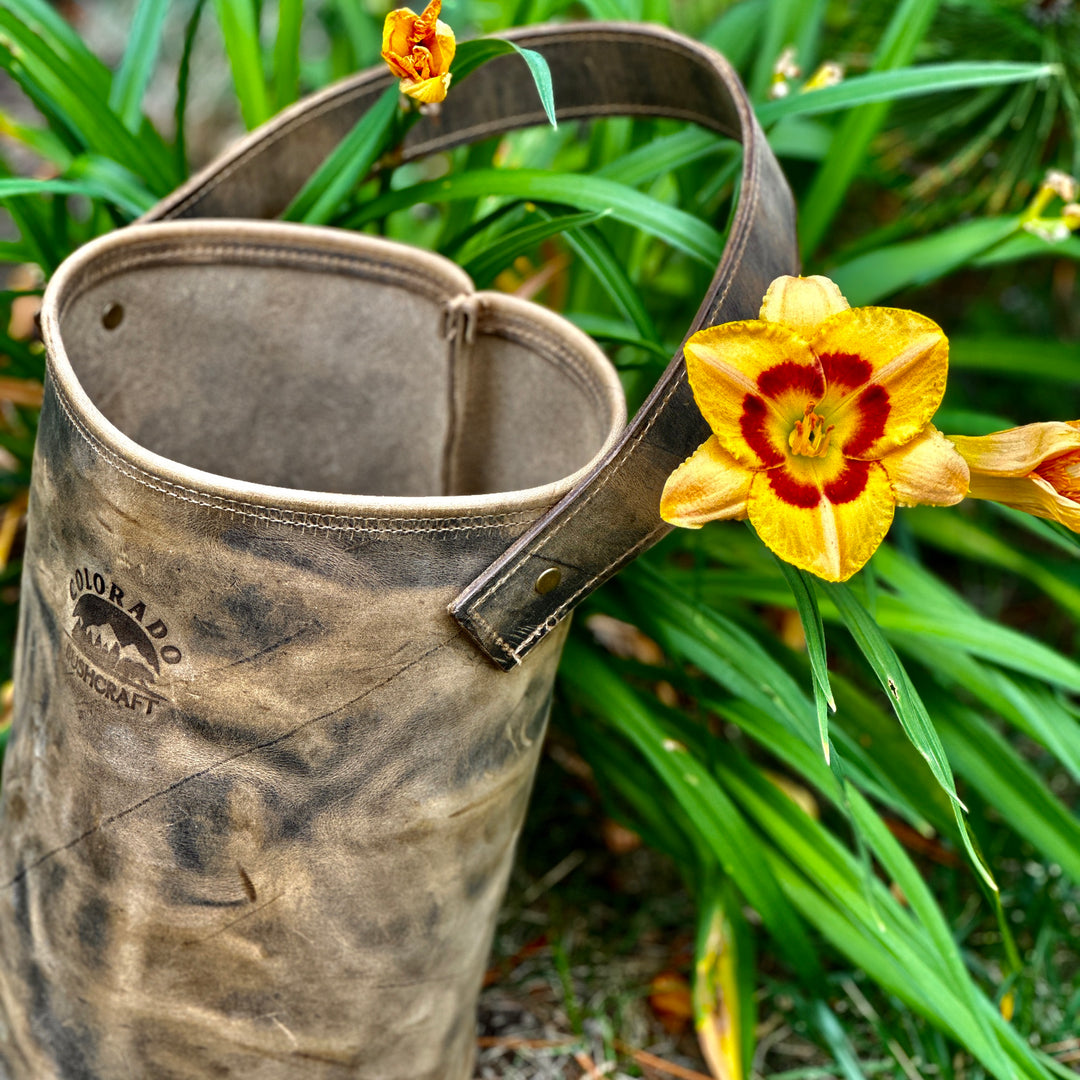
[0,22,798,1080]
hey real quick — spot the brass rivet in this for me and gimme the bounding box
[101,302,124,330]
[535,567,562,595]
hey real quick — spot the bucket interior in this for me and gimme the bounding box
[54,241,622,500]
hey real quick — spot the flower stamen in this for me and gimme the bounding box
[788,402,834,458]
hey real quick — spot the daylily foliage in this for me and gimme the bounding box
[661,276,969,581]
[381,0,456,104]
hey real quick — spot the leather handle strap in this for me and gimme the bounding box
[143,23,798,669]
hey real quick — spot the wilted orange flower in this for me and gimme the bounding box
[949,421,1080,530]
[381,0,455,104]
[661,275,969,581]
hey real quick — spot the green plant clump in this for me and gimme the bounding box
[1,0,1079,1075]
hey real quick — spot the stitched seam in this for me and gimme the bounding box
[407,33,741,148]
[468,608,520,666]
[409,103,737,155]
[466,147,762,651]
[480,312,608,415]
[158,33,737,218]
[509,523,668,660]
[59,243,457,312]
[47,379,545,534]
[162,82,387,219]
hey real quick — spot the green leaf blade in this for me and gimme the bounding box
[349,169,725,265]
[212,0,271,130]
[110,0,171,131]
[282,85,399,225]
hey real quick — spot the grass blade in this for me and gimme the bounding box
[174,0,209,176]
[626,563,818,750]
[949,335,1080,381]
[64,156,156,216]
[348,170,725,265]
[282,84,399,224]
[331,0,377,66]
[772,556,835,761]
[561,639,823,982]
[829,217,1019,304]
[273,0,304,111]
[513,46,557,130]
[0,177,131,206]
[716,756,1026,1076]
[694,881,754,1080]
[0,110,72,170]
[825,581,996,890]
[932,701,1080,882]
[212,0,271,129]
[461,207,604,287]
[905,509,1080,620]
[974,231,1080,266]
[554,216,661,346]
[595,128,731,187]
[0,11,174,191]
[756,62,1059,126]
[749,0,810,101]
[798,0,942,259]
[110,0,170,130]
[3,0,111,96]
[565,314,671,360]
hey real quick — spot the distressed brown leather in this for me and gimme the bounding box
[0,224,624,1079]
[0,22,797,1079]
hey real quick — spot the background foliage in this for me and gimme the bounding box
[1,0,1079,1076]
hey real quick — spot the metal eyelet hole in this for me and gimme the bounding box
[535,567,562,595]
[101,302,124,330]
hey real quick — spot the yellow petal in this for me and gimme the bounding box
[949,421,1080,477]
[660,436,753,528]
[966,472,1080,531]
[748,459,894,581]
[415,0,442,32]
[401,72,452,103]
[879,425,969,507]
[810,307,948,458]
[431,19,456,71]
[759,274,849,337]
[382,8,418,61]
[684,321,823,468]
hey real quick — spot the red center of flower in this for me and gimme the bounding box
[736,353,898,511]
[1038,453,1080,500]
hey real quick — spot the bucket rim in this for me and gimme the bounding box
[40,221,627,525]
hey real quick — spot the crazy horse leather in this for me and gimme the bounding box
[0,223,626,1080]
[145,22,799,669]
[0,22,796,1080]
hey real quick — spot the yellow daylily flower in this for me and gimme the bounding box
[381,0,456,104]
[661,275,970,582]
[949,421,1080,530]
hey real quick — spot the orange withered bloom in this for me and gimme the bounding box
[381,0,456,104]
[949,421,1080,530]
[661,275,969,581]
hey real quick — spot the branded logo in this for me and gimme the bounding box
[64,568,182,716]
